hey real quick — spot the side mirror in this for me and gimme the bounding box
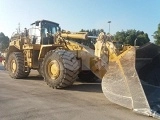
[58,27,61,32]
[36,22,39,26]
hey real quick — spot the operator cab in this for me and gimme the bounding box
[29,20,61,44]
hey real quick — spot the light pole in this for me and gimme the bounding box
[108,21,111,35]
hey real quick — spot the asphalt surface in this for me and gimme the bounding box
[0,63,156,120]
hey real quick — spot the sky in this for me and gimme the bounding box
[0,0,160,42]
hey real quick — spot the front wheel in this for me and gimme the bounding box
[42,50,79,89]
[7,52,30,78]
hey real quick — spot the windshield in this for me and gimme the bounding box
[41,21,60,36]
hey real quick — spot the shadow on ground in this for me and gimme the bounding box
[64,79,102,93]
[23,75,44,81]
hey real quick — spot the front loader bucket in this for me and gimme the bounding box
[102,42,160,119]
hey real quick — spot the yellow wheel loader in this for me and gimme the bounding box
[4,20,160,119]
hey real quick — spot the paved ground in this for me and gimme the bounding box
[0,63,156,120]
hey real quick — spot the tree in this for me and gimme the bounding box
[136,33,150,46]
[114,29,150,46]
[114,31,126,42]
[72,29,149,47]
[0,32,9,51]
[153,23,160,45]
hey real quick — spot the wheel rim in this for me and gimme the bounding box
[47,60,60,79]
[11,59,17,73]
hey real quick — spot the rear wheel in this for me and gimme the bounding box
[37,63,43,77]
[7,52,30,78]
[42,50,79,89]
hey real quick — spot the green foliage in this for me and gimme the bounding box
[72,29,149,48]
[0,32,9,51]
[114,29,150,46]
[153,23,160,45]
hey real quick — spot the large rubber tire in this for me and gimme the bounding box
[7,52,30,78]
[37,63,43,77]
[42,50,79,89]
[78,70,98,82]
